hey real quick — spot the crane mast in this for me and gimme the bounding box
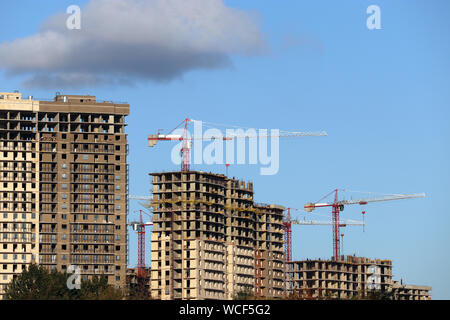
[304,189,425,260]
[128,209,153,278]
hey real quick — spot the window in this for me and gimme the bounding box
[115,195,121,200]
[61,173,67,179]
[83,155,88,160]
[62,194,67,199]
[115,175,121,181]
[116,185,120,190]
[61,163,67,169]
[115,205,121,210]
[62,204,67,209]
[62,184,67,190]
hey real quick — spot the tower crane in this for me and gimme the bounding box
[283,208,364,263]
[128,209,153,278]
[148,118,327,172]
[283,208,364,293]
[304,190,425,260]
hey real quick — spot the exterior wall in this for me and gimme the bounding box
[149,171,285,300]
[392,281,432,300]
[254,204,285,298]
[0,92,129,298]
[288,256,393,299]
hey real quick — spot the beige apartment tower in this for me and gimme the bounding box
[0,92,129,298]
[150,171,285,300]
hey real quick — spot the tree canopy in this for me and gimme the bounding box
[4,263,123,300]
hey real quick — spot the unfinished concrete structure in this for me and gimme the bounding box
[287,256,393,299]
[149,171,285,300]
[0,92,129,298]
[287,256,432,300]
[392,281,432,300]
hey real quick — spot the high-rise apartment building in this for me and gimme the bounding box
[0,92,129,298]
[149,171,285,300]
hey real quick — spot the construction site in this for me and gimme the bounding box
[125,118,432,300]
[0,92,432,300]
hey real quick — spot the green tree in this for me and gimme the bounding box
[4,263,123,300]
[350,288,394,300]
[79,275,123,300]
[233,286,255,300]
[127,278,151,300]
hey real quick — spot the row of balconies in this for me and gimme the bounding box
[70,235,114,243]
[0,226,33,233]
[0,233,33,242]
[0,165,33,171]
[70,255,115,264]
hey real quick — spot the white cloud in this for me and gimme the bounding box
[0,0,265,89]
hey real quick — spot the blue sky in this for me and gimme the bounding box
[0,1,449,298]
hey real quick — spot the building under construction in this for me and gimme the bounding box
[149,170,285,300]
[287,256,431,300]
[392,280,432,300]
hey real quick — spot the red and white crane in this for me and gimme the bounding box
[148,118,327,172]
[128,209,153,278]
[304,189,426,260]
[283,208,364,263]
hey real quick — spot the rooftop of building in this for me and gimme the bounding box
[392,280,432,291]
[0,91,129,114]
[150,170,254,190]
[288,255,393,266]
